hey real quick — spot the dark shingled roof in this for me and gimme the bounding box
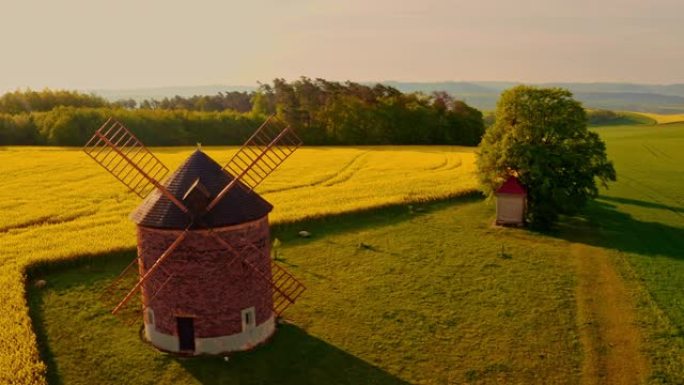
[130,149,273,229]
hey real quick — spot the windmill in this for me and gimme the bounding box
[83,116,305,354]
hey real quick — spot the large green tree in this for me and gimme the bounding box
[477,86,616,229]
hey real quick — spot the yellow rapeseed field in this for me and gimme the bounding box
[638,112,684,124]
[0,146,477,385]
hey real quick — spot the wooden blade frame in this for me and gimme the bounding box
[83,117,188,213]
[207,230,306,316]
[111,229,190,314]
[102,115,305,317]
[206,115,302,212]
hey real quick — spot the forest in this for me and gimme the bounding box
[0,78,485,146]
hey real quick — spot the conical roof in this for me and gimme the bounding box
[130,150,273,229]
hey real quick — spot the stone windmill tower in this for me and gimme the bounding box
[83,116,305,354]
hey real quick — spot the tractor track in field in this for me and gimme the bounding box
[316,151,369,187]
[619,173,684,215]
[424,155,448,171]
[424,155,463,172]
[321,153,368,187]
[0,213,88,234]
[642,143,672,160]
[572,243,648,385]
[260,151,370,194]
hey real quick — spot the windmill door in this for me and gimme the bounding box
[176,317,195,352]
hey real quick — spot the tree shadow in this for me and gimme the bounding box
[551,200,684,260]
[599,195,684,215]
[176,323,410,385]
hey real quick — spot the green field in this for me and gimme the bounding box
[4,121,684,384]
[29,198,582,384]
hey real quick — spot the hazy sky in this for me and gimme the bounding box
[1,0,683,91]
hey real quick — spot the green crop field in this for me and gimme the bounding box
[3,120,684,384]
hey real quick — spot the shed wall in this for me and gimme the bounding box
[496,194,526,225]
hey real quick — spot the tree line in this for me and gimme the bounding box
[0,78,485,146]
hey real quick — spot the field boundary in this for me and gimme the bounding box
[23,191,484,384]
[24,190,483,280]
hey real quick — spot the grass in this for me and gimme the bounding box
[5,120,684,384]
[28,197,584,384]
[587,123,684,383]
[0,145,477,385]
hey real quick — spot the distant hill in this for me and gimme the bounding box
[90,81,684,113]
[383,81,684,113]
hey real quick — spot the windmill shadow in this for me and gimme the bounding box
[550,199,684,260]
[176,323,410,385]
[26,249,408,385]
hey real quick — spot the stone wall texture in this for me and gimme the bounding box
[137,215,273,338]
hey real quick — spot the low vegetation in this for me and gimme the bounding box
[0,146,478,385]
[2,120,683,384]
[587,123,684,383]
[30,197,583,384]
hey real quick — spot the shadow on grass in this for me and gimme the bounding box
[27,283,62,385]
[176,323,410,385]
[551,199,684,260]
[26,250,136,385]
[24,195,488,385]
[599,195,684,215]
[27,248,411,385]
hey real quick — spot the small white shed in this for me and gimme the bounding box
[495,176,527,226]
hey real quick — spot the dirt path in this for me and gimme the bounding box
[572,243,648,385]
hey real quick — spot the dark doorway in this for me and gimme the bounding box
[177,317,195,352]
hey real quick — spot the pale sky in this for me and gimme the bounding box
[1,0,683,91]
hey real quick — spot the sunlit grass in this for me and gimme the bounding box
[5,122,684,384]
[30,198,583,385]
[0,145,477,385]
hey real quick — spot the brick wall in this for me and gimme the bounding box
[137,216,273,338]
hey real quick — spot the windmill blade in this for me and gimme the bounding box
[269,261,306,316]
[207,230,306,316]
[205,115,302,212]
[111,229,190,315]
[83,117,188,213]
[100,255,143,322]
[103,261,177,326]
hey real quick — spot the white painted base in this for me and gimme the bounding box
[143,316,276,355]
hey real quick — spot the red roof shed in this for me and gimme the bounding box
[495,176,527,226]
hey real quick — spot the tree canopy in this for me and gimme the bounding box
[0,79,485,146]
[477,86,616,229]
